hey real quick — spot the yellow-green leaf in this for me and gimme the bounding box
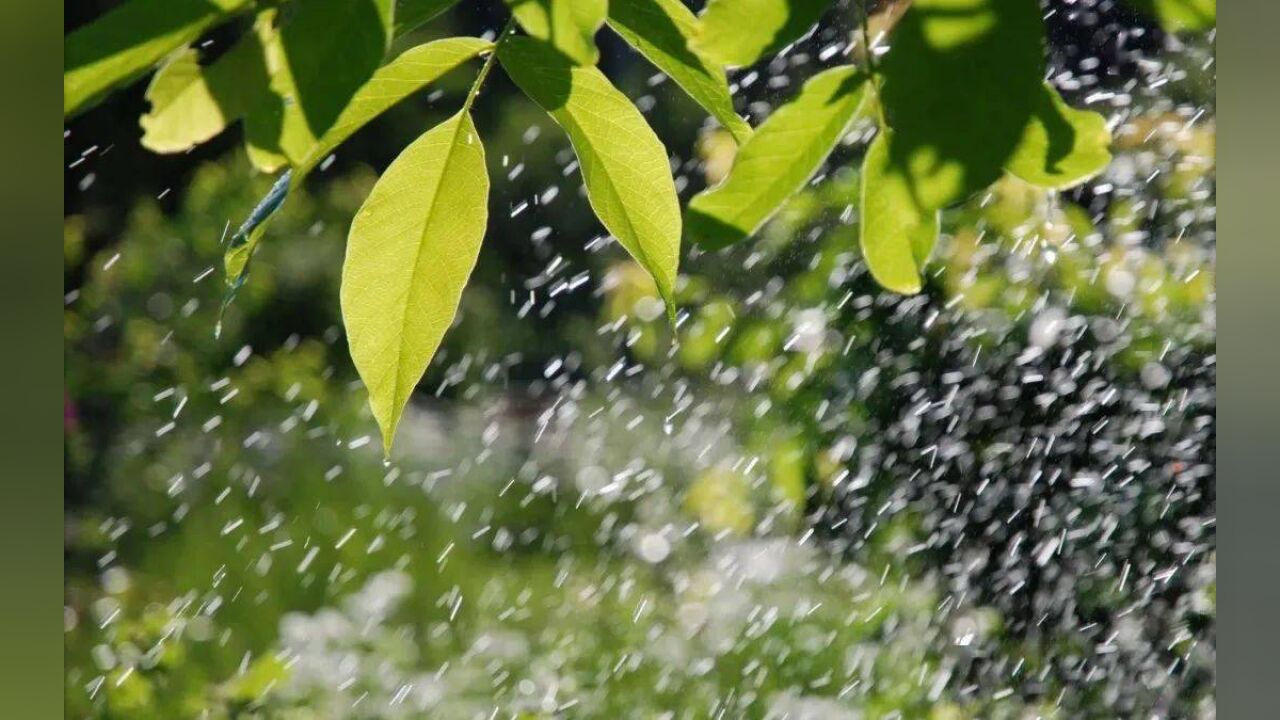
[139,10,277,153]
[226,37,489,298]
[342,111,489,453]
[1005,83,1112,190]
[687,66,866,250]
[65,0,253,117]
[506,0,608,65]
[1126,0,1215,32]
[860,130,939,295]
[246,0,396,167]
[299,37,493,176]
[607,0,751,145]
[500,36,682,318]
[693,0,832,68]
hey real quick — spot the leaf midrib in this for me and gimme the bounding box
[391,114,470,414]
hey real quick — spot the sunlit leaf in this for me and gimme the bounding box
[879,0,1045,210]
[139,10,277,153]
[65,0,253,117]
[687,66,866,250]
[607,0,752,144]
[245,0,396,167]
[506,0,608,65]
[341,111,490,453]
[860,130,939,294]
[300,37,493,176]
[500,36,682,319]
[225,37,490,300]
[1005,84,1112,190]
[693,0,831,68]
[1126,0,1215,32]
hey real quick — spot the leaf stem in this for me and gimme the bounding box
[464,17,518,112]
[858,0,879,78]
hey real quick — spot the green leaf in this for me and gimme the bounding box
[860,130,939,295]
[1005,84,1112,190]
[687,66,866,250]
[341,111,490,453]
[879,0,1045,210]
[506,0,608,65]
[225,37,490,297]
[693,0,832,68]
[245,0,396,167]
[139,10,277,153]
[1126,0,1215,32]
[65,0,253,117]
[395,0,462,36]
[499,36,683,319]
[607,0,752,144]
[299,37,493,176]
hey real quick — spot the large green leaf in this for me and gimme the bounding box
[879,0,1045,210]
[506,0,608,65]
[395,0,462,35]
[1126,0,1215,32]
[687,66,866,250]
[1005,83,1112,190]
[500,36,682,319]
[693,0,831,68]
[341,111,490,453]
[65,0,253,117]
[860,130,939,295]
[607,0,752,144]
[139,10,277,153]
[225,37,490,292]
[245,0,396,166]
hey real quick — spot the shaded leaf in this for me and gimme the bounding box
[506,0,608,65]
[694,0,831,68]
[860,130,939,294]
[687,66,866,250]
[245,0,396,166]
[341,111,490,453]
[65,0,253,117]
[607,0,752,144]
[139,10,277,153]
[395,0,462,35]
[879,0,1045,210]
[500,36,682,319]
[1005,83,1112,189]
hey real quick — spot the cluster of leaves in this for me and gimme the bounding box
[64,0,1213,452]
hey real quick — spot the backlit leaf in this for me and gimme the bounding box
[500,36,682,319]
[879,0,1045,210]
[693,0,831,68]
[1005,83,1112,190]
[299,37,493,176]
[139,10,277,153]
[687,66,866,250]
[860,130,939,294]
[65,0,253,117]
[506,0,608,65]
[607,0,752,144]
[1126,0,1215,32]
[245,0,396,167]
[225,37,490,297]
[341,111,490,453]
